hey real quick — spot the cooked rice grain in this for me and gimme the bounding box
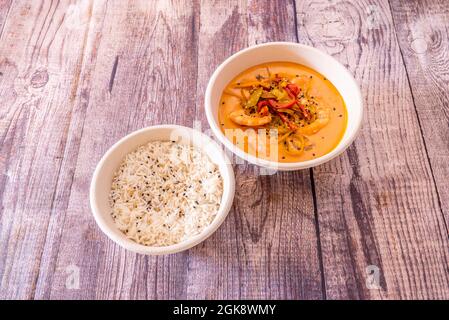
[109,141,223,246]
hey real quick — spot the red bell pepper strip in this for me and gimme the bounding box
[267,99,277,108]
[296,101,311,120]
[277,112,298,131]
[286,83,300,96]
[296,102,306,113]
[257,100,269,112]
[284,86,295,99]
[259,105,269,116]
[268,99,297,109]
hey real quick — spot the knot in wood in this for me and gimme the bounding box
[30,69,49,88]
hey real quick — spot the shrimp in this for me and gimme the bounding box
[298,107,330,135]
[285,132,305,155]
[229,109,272,127]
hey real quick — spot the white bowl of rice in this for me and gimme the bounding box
[90,125,235,255]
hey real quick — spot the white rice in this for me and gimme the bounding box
[109,141,223,247]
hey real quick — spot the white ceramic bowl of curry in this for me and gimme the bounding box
[205,42,363,171]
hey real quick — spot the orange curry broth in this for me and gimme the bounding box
[218,62,347,162]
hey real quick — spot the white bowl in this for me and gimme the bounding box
[90,125,235,255]
[205,42,363,171]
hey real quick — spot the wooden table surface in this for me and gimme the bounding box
[1,0,448,300]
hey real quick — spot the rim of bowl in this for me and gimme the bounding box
[90,124,235,255]
[205,41,363,170]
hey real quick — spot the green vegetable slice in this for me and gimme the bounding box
[245,87,263,108]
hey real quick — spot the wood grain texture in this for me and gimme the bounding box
[45,0,199,300]
[295,0,449,299]
[187,0,323,299]
[0,0,101,299]
[0,0,13,39]
[389,0,449,226]
[0,0,448,300]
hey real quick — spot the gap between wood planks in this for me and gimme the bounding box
[291,0,328,299]
[309,169,328,298]
[108,55,119,93]
[294,0,449,298]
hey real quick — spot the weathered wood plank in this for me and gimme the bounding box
[389,0,449,226]
[0,0,100,299]
[44,0,199,299]
[33,0,113,299]
[0,0,13,39]
[295,0,449,299]
[1,0,448,300]
[187,0,323,299]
